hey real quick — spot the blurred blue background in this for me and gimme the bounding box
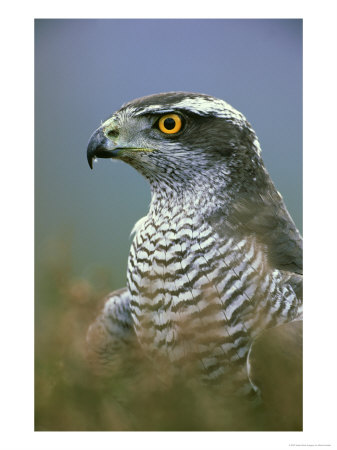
[35,19,302,289]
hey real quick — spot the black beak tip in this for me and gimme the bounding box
[87,128,102,170]
[87,153,94,170]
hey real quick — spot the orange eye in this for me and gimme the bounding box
[158,114,183,134]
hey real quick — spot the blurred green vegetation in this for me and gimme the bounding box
[35,233,301,431]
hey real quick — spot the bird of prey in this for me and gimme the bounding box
[86,92,302,417]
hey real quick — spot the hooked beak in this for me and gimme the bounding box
[87,127,155,169]
[87,128,123,169]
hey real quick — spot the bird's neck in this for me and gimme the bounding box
[148,169,234,218]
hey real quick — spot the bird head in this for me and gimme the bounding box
[87,92,266,195]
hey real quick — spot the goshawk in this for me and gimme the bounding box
[86,92,302,406]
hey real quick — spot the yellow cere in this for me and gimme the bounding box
[158,114,182,134]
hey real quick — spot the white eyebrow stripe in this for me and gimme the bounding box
[173,97,245,121]
[129,97,246,123]
[132,106,174,116]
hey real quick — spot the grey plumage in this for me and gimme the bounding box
[86,92,302,407]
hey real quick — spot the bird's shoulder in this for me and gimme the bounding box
[209,185,302,277]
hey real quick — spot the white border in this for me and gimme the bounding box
[1,1,337,449]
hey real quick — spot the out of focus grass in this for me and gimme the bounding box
[35,235,301,431]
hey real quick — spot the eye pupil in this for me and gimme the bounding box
[163,118,176,130]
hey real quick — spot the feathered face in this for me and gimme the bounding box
[87,92,265,192]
